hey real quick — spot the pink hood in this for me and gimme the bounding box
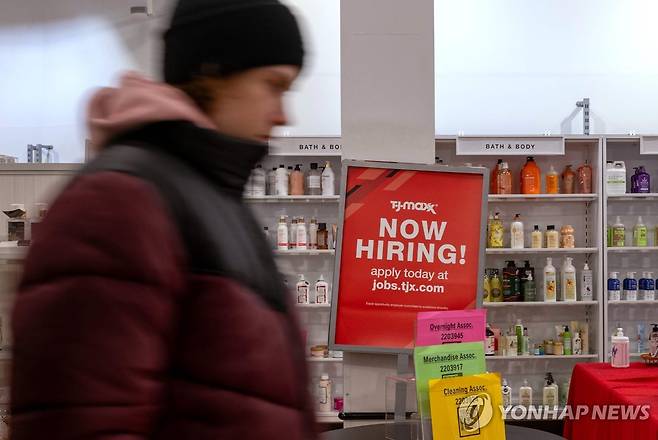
[87,72,216,149]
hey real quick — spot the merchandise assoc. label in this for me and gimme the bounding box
[456,136,565,156]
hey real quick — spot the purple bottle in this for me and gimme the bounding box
[632,166,651,193]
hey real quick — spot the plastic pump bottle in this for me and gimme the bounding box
[611,328,630,368]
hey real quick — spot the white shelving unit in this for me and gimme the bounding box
[253,141,343,425]
[603,136,658,360]
[436,136,603,397]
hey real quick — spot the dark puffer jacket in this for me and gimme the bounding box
[11,121,315,439]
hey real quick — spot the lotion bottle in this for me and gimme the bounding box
[510,214,525,249]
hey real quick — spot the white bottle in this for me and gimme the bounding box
[510,214,525,249]
[309,218,319,250]
[640,272,655,301]
[276,216,289,251]
[542,373,559,406]
[611,327,630,368]
[296,274,310,304]
[561,257,577,302]
[544,257,557,302]
[580,263,593,301]
[289,217,298,250]
[608,272,621,301]
[623,272,637,301]
[297,217,308,250]
[275,164,289,196]
[321,161,336,196]
[251,164,267,197]
[501,379,512,407]
[315,274,329,304]
[519,379,533,406]
[606,161,627,195]
[306,163,322,196]
[318,374,332,412]
[267,167,277,195]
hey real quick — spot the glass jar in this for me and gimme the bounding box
[560,225,576,249]
[544,339,554,355]
[553,341,564,356]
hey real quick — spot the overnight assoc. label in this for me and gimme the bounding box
[416,309,487,346]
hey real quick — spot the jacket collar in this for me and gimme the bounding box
[111,121,267,199]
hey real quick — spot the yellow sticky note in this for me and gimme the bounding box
[428,373,506,440]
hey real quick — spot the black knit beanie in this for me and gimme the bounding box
[164,0,305,85]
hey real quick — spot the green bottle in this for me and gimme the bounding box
[563,325,573,355]
[634,216,648,247]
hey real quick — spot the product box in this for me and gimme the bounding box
[414,341,486,418]
[428,372,506,440]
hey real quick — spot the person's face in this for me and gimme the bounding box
[206,65,300,143]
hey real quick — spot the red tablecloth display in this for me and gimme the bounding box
[564,362,658,440]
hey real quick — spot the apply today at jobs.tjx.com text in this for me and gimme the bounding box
[370,267,448,294]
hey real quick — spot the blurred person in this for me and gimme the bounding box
[10,1,316,439]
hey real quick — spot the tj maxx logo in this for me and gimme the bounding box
[390,201,437,214]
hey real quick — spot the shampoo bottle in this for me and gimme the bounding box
[510,214,525,249]
[544,257,557,302]
[296,274,310,304]
[275,164,289,196]
[580,263,593,301]
[296,217,308,250]
[276,216,289,251]
[611,328,630,368]
[321,162,336,196]
[306,163,322,196]
[543,373,559,406]
[318,374,333,412]
[546,165,559,194]
[252,164,267,197]
[501,379,512,407]
[521,156,541,194]
[519,379,533,406]
[612,216,626,247]
[562,257,577,301]
[639,272,655,301]
[634,216,648,247]
[315,274,329,304]
[531,225,543,248]
[623,272,638,301]
[523,271,537,302]
[608,272,621,301]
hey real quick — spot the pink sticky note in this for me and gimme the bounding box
[415,309,487,347]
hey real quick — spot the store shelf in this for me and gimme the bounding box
[245,195,340,203]
[608,300,658,305]
[274,250,335,256]
[316,411,342,424]
[487,355,598,360]
[607,247,658,253]
[607,193,658,201]
[486,248,597,255]
[306,357,343,363]
[0,246,28,260]
[484,301,598,308]
[297,303,332,309]
[489,194,598,203]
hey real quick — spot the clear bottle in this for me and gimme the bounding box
[546,165,560,194]
[531,225,543,248]
[497,162,513,194]
[521,156,541,194]
[522,271,537,302]
[510,214,524,249]
[562,165,576,194]
[308,218,319,250]
[297,217,308,250]
[519,379,533,406]
[289,217,298,250]
[296,274,310,304]
[546,225,559,249]
[562,257,577,301]
[544,257,557,302]
[612,216,625,247]
[290,164,305,196]
[633,216,648,247]
[490,159,503,195]
[321,161,336,196]
[490,270,503,302]
[306,163,322,196]
[488,212,504,248]
[275,164,289,196]
[276,216,289,251]
[577,163,593,194]
[611,328,630,368]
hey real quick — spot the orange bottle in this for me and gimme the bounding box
[497,162,513,194]
[562,165,576,194]
[521,156,541,194]
[546,165,559,194]
[490,159,502,194]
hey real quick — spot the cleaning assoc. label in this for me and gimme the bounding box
[333,165,486,350]
[428,373,506,440]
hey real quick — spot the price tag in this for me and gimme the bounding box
[415,309,486,347]
[456,136,565,156]
[640,135,658,154]
[268,137,342,156]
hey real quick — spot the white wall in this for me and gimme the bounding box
[435,0,658,135]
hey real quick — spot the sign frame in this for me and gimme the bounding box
[456,135,565,156]
[328,160,489,354]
